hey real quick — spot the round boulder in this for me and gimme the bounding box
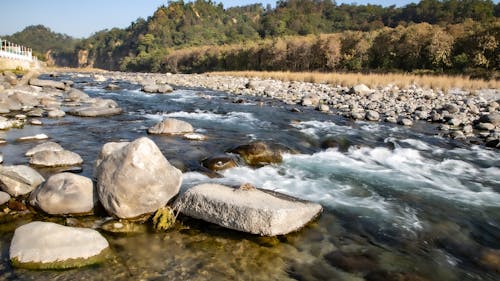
[147,118,194,135]
[95,137,182,219]
[29,173,95,215]
[10,221,109,269]
[202,154,238,171]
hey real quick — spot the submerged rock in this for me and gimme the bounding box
[174,183,322,236]
[230,141,292,166]
[96,137,182,219]
[25,141,64,156]
[29,173,95,215]
[0,165,44,196]
[29,150,83,167]
[147,118,194,135]
[202,154,238,171]
[10,221,109,269]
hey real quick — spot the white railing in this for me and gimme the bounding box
[0,38,37,62]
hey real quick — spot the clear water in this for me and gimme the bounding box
[0,75,499,280]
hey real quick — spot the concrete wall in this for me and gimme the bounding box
[0,57,42,70]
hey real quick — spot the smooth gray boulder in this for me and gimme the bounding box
[10,221,109,269]
[147,118,194,134]
[67,106,122,117]
[29,79,66,90]
[29,150,83,167]
[95,141,130,170]
[0,165,44,196]
[96,137,182,219]
[174,183,323,236]
[65,89,90,102]
[25,141,64,156]
[47,109,66,118]
[29,173,95,215]
[0,191,10,205]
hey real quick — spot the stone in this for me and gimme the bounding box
[0,165,45,196]
[365,110,380,121]
[147,118,194,135]
[350,84,374,96]
[202,155,238,171]
[478,113,500,126]
[441,103,460,114]
[142,84,173,93]
[29,173,95,215]
[3,71,18,85]
[65,89,90,102]
[16,134,49,141]
[29,79,66,90]
[399,118,413,126]
[29,150,83,167]
[67,106,122,117]
[95,137,182,219]
[27,108,44,117]
[183,133,207,141]
[174,183,323,236]
[47,109,66,118]
[0,191,10,205]
[229,141,291,166]
[476,123,495,131]
[25,141,64,156]
[105,83,120,91]
[0,153,2,164]
[95,141,130,169]
[318,104,330,112]
[10,221,109,269]
[18,70,39,86]
[30,119,42,125]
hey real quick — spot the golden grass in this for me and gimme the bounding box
[209,71,499,92]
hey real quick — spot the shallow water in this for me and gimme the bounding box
[0,75,499,280]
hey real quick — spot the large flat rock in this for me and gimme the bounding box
[29,150,83,167]
[174,183,322,236]
[10,221,109,269]
[67,106,123,117]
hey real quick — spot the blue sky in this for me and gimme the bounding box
[0,0,430,38]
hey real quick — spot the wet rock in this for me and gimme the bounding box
[47,109,66,118]
[95,137,182,219]
[174,183,322,236]
[142,83,173,93]
[10,221,109,269]
[26,108,44,117]
[399,118,414,126]
[67,106,122,117]
[99,219,148,234]
[147,118,194,135]
[230,141,291,166]
[485,138,499,148]
[0,191,10,205]
[29,79,66,90]
[16,134,49,141]
[183,133,207,141]
[365,110,380,121]
[480,249,500,273]
[25,141,64,156]
[30,119,42,125]
[105,83,120,91]
[0,165,45,196]
[202,154,238,171]
[365,270,430,281]
[29,173,95,215]
[65,89,90,102]
[29,150,83,167]
[324,251,377,273]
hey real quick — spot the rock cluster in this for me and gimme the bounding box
[88,71,498,148]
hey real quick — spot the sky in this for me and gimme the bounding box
[0,0,435,38]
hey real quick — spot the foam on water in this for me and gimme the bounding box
[291,120,355,139]
[144,110,270,128]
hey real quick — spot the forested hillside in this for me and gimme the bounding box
[5,0,499,76]
[3,25,79,63]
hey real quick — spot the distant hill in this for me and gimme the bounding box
[3,25,80,63]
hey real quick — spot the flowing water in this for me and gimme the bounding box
[0,75,499,280]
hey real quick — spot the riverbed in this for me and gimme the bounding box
[0,73,499,280]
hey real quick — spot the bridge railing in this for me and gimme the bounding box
[0,38,37,62]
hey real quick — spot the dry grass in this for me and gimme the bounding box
[209,71,499,92]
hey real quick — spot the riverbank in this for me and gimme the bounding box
[55,70,499,148]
